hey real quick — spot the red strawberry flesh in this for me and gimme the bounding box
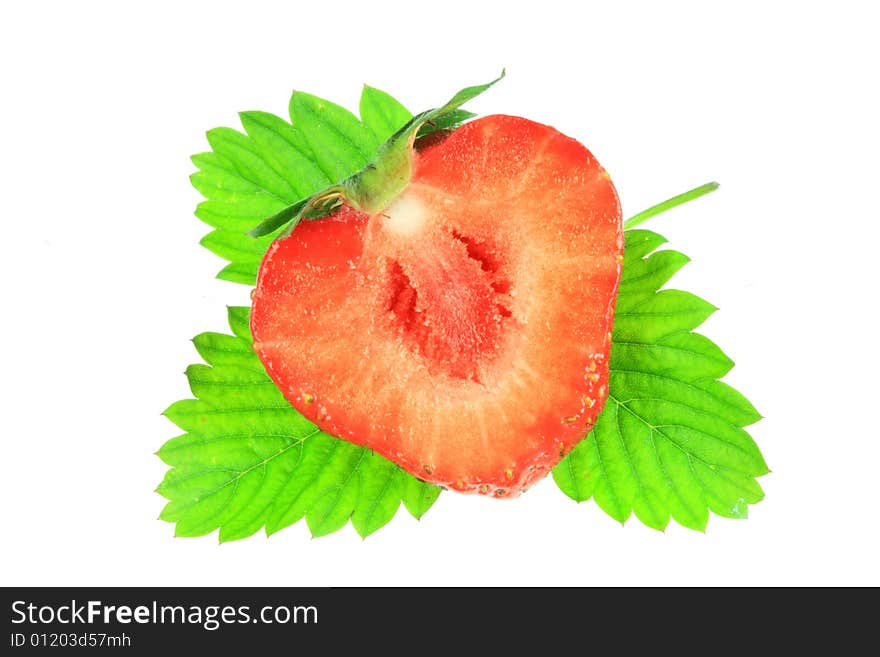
[251,115,622,496]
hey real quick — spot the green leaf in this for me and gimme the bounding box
[360,85,412,143]
[226,305,251,340]
[238,111,330,196]
[191,331,262,371]
[554,227,767,531]
[191,85,416,283]
[349,453,403,538]
[205,127,299,201]
[289,92,380,181]
[401,476,442,520]
[157,307,441,541]
[199,229,272,262]
[216,262,260,285]
[613,290,717,338]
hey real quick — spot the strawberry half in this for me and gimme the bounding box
[251,85,622,497]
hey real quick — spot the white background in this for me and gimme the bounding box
[2,0,878,586]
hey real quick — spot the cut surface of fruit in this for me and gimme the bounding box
[251,115,622,496]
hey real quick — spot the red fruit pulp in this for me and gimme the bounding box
[251,115,622,496]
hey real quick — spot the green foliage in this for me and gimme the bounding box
[157,307,440,541]
[190,86,395,284]
[170,77,766,539]
[190,82,481,280]
[553,229,767,531]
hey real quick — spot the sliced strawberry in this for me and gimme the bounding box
[251,115,622,496]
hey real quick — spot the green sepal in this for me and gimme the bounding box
[248,71,505,238]
[344,70,504,213]
[247,186,345,239]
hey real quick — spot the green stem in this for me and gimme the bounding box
[623,181,720,230]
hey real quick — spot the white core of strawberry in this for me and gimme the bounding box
[382,193,427,237]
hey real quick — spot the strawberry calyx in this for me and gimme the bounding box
[247,71,505,239]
